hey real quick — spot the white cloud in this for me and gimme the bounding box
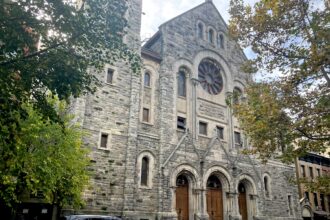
[141,0,259,40]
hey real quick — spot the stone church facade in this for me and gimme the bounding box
[71,0,302,219]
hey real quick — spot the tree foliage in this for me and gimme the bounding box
[229,0,330,193]
[0,0,140,152]
[229,0,330,160]
[0,98,90,208]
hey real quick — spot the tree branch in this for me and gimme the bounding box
[295,128,330,141]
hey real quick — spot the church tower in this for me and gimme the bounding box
[70,0,143,217]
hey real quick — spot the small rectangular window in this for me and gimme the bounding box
[199,121,207,135]
[216,126,224,139]
[301,165,306,177]
[106,68,114,84]
[317,168,320,177]
[100,133,108,148]
[314,193,319,208]
[177,117,186,130]
[143,108,149,122]
[234,132,241,145]
[288,195,293,216]
[320,194,325,210]
[309,167,314,179]
[305,191,309,200]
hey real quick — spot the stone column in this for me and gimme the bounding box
[225,92,234,151]
[195,188,209,220]
[191,78,199,141]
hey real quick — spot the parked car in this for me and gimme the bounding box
[64,215,121,220]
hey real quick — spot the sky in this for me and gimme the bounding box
[141,0,258,41]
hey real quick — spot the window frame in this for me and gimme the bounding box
[106,68,114,84]
[199,121,208,136]
[208,28,215,44]
[140,156,149,186]
[142,108,150,123]
[177,68,187,97]
[301,165,306,177]
[217,33,224,49]
[144,72,151,87]
[177,116,186,131]
[98,131,111,150]
[197,22,204,39]
[137,152,155,189]
[216,126,224,139]
[234,131,242,146]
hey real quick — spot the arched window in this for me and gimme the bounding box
[233,87,242,104]
[178,68,187,97]
[208,29,214,43]
[217,34,224,49]
[263,175,271,198]
[198,23,204,39]
[144,72,151,87]
[141,157,149,186]
[264,176,268,192]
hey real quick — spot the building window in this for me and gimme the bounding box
[320,194,325,210]
[309,167,314,179]
[198,23,204,39]
[234,131,241,146]
[233,87,242,104]
[143,108,150,122]
[305,191,310,201]
[138,152,154,188]
[317,168,320,177]
[199,121,207,135]
[144,72,151,87]
[301,165,306,177]
[141,157,149,186]
[216,126,224,139]
[314,193,319,208]
[264,176,269,195]
[178,69,186,97]
[288,195,293,216]
[177,117,186,130]
[100,133,108,149]
[208,29,214,43]
[106,68,114,84]
[217,34,224,48]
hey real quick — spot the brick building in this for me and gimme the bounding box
[297,153,330,220]
[71,0,302,219]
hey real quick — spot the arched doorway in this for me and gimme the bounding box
[206,175,223,220]
[176,174,189,220]
[238,183,248,220]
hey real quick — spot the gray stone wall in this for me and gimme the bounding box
[71,1,302,220]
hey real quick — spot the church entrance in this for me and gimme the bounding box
[206,175,223,220]
[176,175,189,220]
[238,183,248,220]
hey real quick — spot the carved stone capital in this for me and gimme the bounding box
[191,78,200,86]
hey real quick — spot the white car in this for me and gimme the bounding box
[65,215,122,220]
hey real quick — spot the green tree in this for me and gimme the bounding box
[0,98,90,216]
[0,0,140,153]
[229,0,329,190]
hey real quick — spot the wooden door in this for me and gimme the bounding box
[207,189,223,220]
[238,184,248,220]
[176,175,189,220]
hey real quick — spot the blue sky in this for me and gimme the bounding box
[140,0,258,59]
[141,0,258,40]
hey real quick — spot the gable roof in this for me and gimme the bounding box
[159,1,228,30]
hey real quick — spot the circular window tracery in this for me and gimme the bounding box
[198,58,223,95]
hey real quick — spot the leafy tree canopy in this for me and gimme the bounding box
[0,0,140,151]
[0,97,90,208]
[229,0,330,193]
[229,0,329,161]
